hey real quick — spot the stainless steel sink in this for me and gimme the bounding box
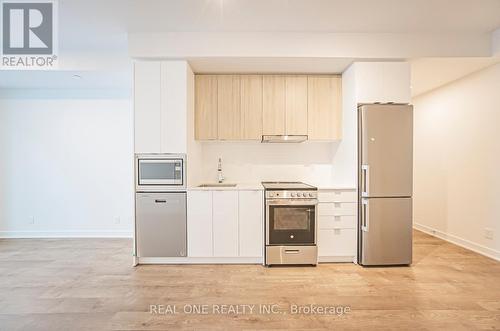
[197,183,237,188]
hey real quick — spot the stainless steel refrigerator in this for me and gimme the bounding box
[357,104,413,266]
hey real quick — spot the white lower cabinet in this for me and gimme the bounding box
[317,189,357,262]
[318,228,356,257]
[319,215,356,229]
[187,190,263,261]
[238,190,264,257]
[187,190,213,257]
[213,191,239,257]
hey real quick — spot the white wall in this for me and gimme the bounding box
[413,63,500,260]
[353,62,411,103]
[334,64,357,187]
[331,61,412,189]
[0,89,134,238]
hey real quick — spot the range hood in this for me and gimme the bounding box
[261,135,308,143]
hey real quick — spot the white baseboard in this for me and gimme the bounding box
[318,256,355,263]
[414,223,500,262]
[0,230,133,239]
[137,256,263,265]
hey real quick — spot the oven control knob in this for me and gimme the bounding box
[301,193,306,197]
[308,193,313,197]
[291,192,296,197]
[290,234,294,239]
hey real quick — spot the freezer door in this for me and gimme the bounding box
[359,104,413,197]
[360,197,412,265]
[136,192,187,257]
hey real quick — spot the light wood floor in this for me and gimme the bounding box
[0,230,499,330]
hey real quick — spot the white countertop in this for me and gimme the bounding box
[317,186,357,191]
[188,183,356,191]
[188,183,264,191]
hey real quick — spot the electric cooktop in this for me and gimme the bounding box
[261,181,317,191]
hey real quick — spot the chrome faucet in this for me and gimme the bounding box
[217,157,225,183]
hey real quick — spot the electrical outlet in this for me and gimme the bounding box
[484,228,494,240]
[114,217,121,224]
[28,216,35,225]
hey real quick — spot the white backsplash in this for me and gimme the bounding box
[197,141,339,187]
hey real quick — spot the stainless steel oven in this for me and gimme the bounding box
[135,154,186,192]
[263,182,318,266]
[267,198,316,245]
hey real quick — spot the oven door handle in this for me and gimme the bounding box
[266,199,318,206]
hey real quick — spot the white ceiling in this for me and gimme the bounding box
[1,0,499,92]
[56,0,500,53]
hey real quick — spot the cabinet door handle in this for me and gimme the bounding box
[284,249,300,254]
[155,199,166,203]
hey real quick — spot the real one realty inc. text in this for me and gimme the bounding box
[150,304,351,316]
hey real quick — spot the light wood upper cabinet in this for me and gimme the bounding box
[240,75,263,139]
[194,74,342,141]
[285,75,308,135]
[307,76,342,140]
[217,75,241,140]
[262,75,286,135]
[195,75,218,140]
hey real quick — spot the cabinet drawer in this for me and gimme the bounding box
[318,228,356,257]
[318,202,356,216]
[318,190,356,203]
[319,215,356,229]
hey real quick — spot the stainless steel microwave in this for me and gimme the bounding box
[135,154,186,192]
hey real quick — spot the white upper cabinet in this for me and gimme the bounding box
[238,190,264,258]
[212,191,239,257]
[134,61,161,153]
[160,61,188,153]
[134,60,189,154]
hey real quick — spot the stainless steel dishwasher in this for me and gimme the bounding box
[135,192,187,257]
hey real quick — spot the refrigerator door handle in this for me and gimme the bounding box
[361,165,370,197]
[361,198,369,232]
